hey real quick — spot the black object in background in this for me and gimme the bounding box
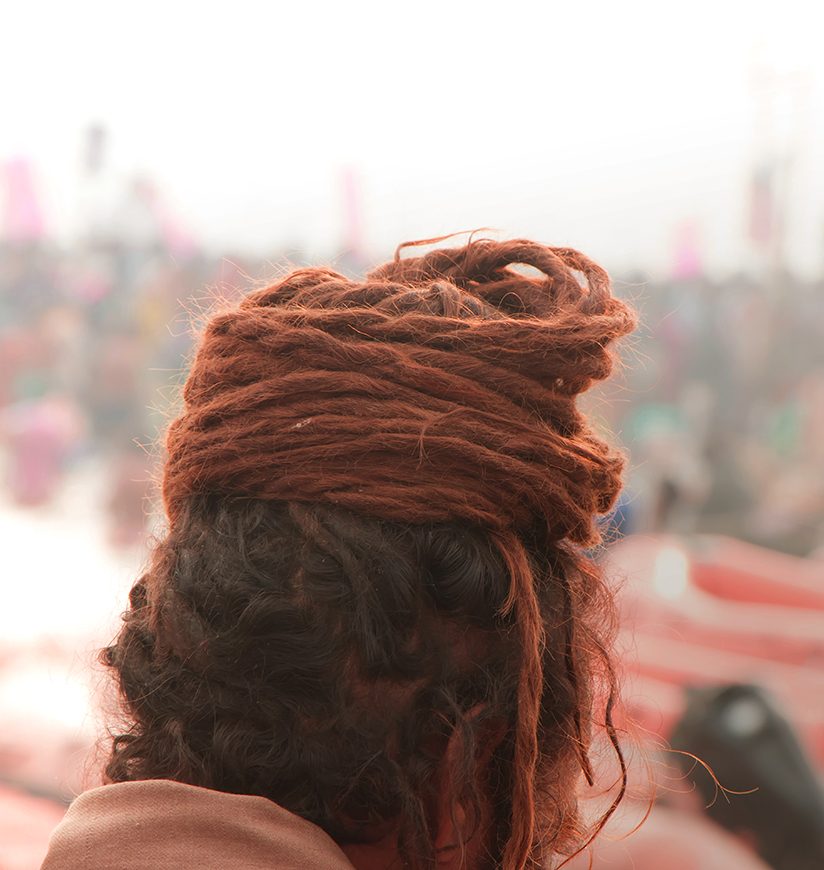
[670,683,824,870]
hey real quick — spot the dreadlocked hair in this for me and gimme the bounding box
[102,236,637,869]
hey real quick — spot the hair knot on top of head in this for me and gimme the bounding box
[163,236,636,544]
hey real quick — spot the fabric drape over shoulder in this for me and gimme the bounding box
[41,779,355,870]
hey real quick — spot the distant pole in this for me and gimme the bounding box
[84,123,107,177]
[747,56,780,280]
[341,166,365,264]
[747,49,813,285]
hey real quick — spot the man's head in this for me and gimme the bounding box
[102,236,636,869]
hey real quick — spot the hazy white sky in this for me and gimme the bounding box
[3,0,824,275]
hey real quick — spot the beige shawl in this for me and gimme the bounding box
[41,779,355,869]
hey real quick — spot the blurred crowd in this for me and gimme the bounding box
[3,172,824,870]
[2,212,824,556]
[1,232,217,546]
[606,267,824,556]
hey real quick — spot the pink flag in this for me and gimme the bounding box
[2,157,47,242]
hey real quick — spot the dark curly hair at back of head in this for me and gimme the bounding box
[101,235,637,870]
